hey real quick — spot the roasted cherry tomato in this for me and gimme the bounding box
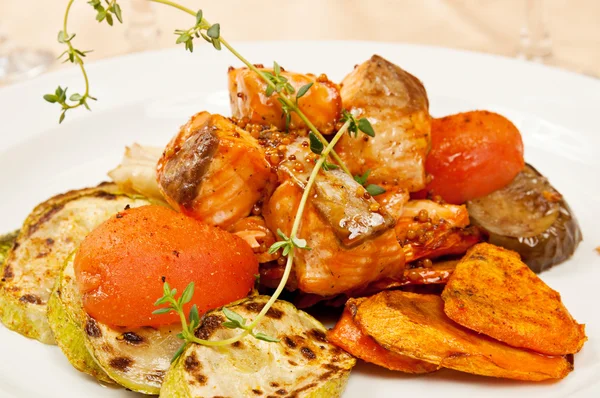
[74,205,258,328]
[424,111,524,204]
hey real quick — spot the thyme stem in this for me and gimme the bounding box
[150,0,350,175]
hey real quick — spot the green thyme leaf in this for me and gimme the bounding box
[273,61,281,76]
[189,304,200,327]
[207,23,220,39]
[43,94,58,103]
[365,184,386,196]
[154,296,170,306]
[171,343,186,363]
[268,240,289,254]
[353,170,371,186]
[113,4,123,23]
[222,307,246,327]
[195,9,203,25]
[296,82,313,100]
[180,282,195,305]
[357,118,375,137]
[308,132,323,155]
[152,307,172,315]
[291,237,310,250]
[254,332,280,343]
[276,229,289,241]
[176,33,191,44]
[322,161,339,171]
[265,85,275,97]
[69,93,83,102]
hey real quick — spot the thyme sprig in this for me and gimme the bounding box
[44,0,125,123]
[341,109,375,138]
[353,169,386,196]
[153,281,278,362]
[48,0,377,351]
[268,229,310,256]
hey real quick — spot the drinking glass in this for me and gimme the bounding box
[0,22,54,84]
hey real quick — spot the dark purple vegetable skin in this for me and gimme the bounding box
[467,164,582,273]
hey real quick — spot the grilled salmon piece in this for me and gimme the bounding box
[337,55,431,192]
[157,111,276,229]
[263,181,404,296]
[229,67,341,134]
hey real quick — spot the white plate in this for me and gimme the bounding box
[0,41,599,398]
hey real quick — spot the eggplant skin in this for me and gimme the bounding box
[468,165,582,273]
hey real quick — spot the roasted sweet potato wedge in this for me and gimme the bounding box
[328,298,437,373]
[355,291,573,381]
[442,243,586,356]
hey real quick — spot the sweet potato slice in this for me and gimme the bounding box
[355,291,573,381]
[442,243,586,355]
[327,298,437,373]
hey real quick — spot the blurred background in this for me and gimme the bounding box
[0,0,598,85]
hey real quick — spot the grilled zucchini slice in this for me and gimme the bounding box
[0,231,18,265]
[50,252,182,394]
[161,296,356,398]
[47,254,113,383]
[0,184,151,344]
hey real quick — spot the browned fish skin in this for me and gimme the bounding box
[157,112,276,229]
[229,67,342,134]
[263,181,405,296]
[337,55,431,192]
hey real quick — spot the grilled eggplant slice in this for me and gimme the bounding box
[467,164,582,272]
[0,184,150,344]
[161,295,356,397]
[49,255,182,394]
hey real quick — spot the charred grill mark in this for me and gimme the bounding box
[288,360,298,366]
[19,294,42,304]
[252,389,263,395]
[319,371,334,381]
[269,382,279,388]
[85,318,102,338]
[275,389,287,395]
[232,341,244,348]
[35,251,49,259]
[287,383,318,398]
[196,374,208,385]
[195,314,223,340]
[93,191,118,200]
[283,336,297,349]
[145,370,166,383]
[309,329,327,343]
[184,352,201,372]
[300,347,316,360]
[118,332,144,345]
[45,238,55,246]
[3,265,14,279]
[244,302,284,319]
[27,205,65,237]
[109,357,133,372]
[159,128,220,210]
